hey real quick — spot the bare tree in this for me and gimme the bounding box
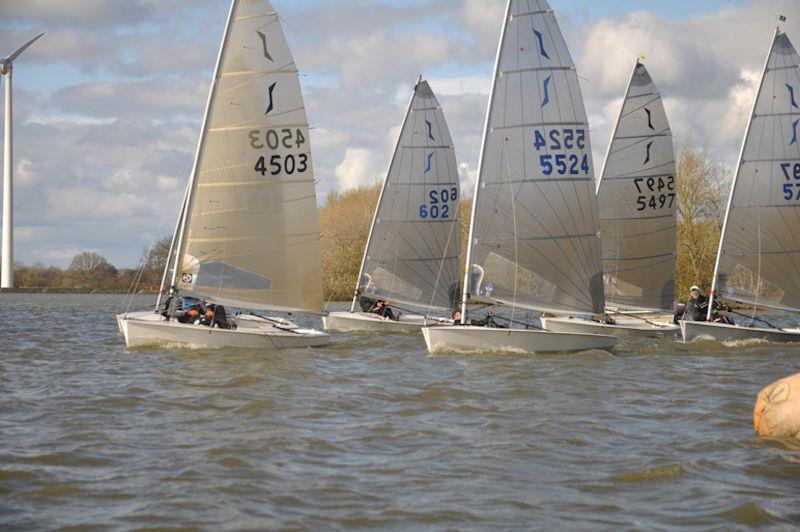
[139,236,172,286]
[675,142,731,296]
[67,251,117,289]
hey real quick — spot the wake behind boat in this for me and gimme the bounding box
[682,24,800,343]
[541,59,679,338]
[423,0,617,354]
[118,0,330,349]
[323,76,461,332]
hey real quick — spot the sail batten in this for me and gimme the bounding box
[710,29,800,314]
[596,60,676,311]
[462,0,604,316]
[351,78,462,312]
[172,0,323,312]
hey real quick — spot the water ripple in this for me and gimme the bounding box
[1,294,800,528]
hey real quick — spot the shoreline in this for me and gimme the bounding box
[0,288,158,295]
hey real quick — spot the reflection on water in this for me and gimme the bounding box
[1,294,800,528]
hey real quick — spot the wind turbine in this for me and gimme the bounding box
[1,32,44,289]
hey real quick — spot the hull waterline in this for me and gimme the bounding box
[422,325,618,354]
[118,311,329,349]
[541,316,678,338]
[680,320,800,343]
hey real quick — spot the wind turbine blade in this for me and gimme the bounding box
[4,32,45,63]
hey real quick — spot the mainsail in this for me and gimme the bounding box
[172,0,323,313]
[353,78,461,311]
[596,61,676,312]
[463,0,604,315]
[711,29,800,313]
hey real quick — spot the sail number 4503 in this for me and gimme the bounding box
[255,154,307,176]
[780,163,800,200]
[249,128,305,150]
[533,128,589,176]
[250,128,309,176]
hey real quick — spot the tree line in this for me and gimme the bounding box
[8,144,726,300]
[11,238,172,292]
[319,143,729,301]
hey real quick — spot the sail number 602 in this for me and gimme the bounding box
[419,187,458,219]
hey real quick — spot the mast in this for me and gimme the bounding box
[459,0,513,324]
[167,0,238,302]
[707,26,779,319]
[155,184,190,310]
[349,75,423,313]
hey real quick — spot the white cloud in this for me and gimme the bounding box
[577,1,800,169]
[3,0,800,268]
[156,176,181,191]
[335,148,382,191]
[15,158,40,186]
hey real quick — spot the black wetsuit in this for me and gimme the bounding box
[359,297,376,313]
[371,303,397,321]
[684,294,710,321]
[472,314,507,328]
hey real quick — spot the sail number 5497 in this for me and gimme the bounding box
[780,162,800,200]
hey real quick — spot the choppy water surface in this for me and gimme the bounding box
[2,293,800,529]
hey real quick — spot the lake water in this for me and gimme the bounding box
[1,293,799,529]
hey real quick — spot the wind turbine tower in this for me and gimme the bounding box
[1,32,44,289]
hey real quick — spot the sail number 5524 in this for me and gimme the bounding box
[533,128,589,176]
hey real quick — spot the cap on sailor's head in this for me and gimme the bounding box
[690,285,701,292]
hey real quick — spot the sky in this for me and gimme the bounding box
[0,0,799,269]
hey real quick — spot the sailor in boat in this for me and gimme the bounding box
[359,296,376,313]
[370,300,399,321]
[198,303,232,329]
[681,285,733,324]
[471,310,508,328]
[161,296,203,324]
[158,296,232,329]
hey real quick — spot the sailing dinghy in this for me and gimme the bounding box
[541,59,679,338]
[422,0,617,353]
[118,0,329,349]
[682,24,800,343]
[323,77,461,332]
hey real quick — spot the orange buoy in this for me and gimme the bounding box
[754,372,800,439]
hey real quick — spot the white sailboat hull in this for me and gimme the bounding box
[322,311,452,333]
[117,311,330,349]
[680,320,800,343]
[541,316,679,338]
[422,325,618,354]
